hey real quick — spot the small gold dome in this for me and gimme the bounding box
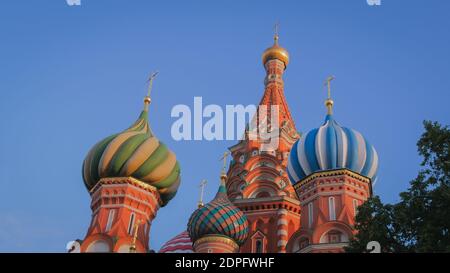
[262,35,289,67]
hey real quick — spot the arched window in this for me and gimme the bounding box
[105,209,116,232]
[328,197,336,221]
[255,191,270,198]
[308,202,313,228]
[320,229,349,244]
[127,213,135,235]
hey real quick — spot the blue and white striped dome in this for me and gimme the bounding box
[287,114,378,184]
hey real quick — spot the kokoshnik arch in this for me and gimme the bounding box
[70,30,379,253]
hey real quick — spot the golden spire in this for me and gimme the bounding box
[144,71,159,111]
[129,219,141,253]
[219,151,229,182]
[198,179,207,208]
[324,76,335,115]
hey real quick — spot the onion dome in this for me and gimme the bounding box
[82,79,181,206]
[159,231,193,253]
[262,33,289,68]
[287,79,378,184]
[187,178,249,246]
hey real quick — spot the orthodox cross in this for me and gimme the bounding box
[144,71,159,110]
[324,76,336,115]
[219,151,229,175]
[324,75,335,100]
[147,71,159,98]
[198,179,207,208]
[273,22,280,43]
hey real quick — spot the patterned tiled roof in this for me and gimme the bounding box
[187,183,249,246]
[159,231,193,253]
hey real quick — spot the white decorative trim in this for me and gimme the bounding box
[92,204,153,218]
[277,209,288,215]
[277,229,287,236]
[308,202,314,228]
[328,197,336,221]
[92,193,157,209]
[296,242,349,253]
[242,210,301,218]
[300,190,364,205]
[233,196,300,205]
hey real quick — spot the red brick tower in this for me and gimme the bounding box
[286,78,378,252]
[226,32,301,253]
[77,77,181,253]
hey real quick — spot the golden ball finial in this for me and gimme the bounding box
[262,35,289,68]
[325,98,334,115]
[143,96,152,111]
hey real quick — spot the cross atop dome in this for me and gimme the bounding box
[324,75,335,115]
[144,71,159,110]
[262,23,289,68]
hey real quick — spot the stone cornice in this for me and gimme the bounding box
[233,195,300,206]
[90,177,162,206]
[294,169,371,191]
[194,235,239,249]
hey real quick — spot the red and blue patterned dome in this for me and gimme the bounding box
[287,113,379,184]
[159,231,193,253]
[187,183,249,246]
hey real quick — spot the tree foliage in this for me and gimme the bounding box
[345,121,450,252]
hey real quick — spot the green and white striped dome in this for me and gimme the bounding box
[82,107,180,206]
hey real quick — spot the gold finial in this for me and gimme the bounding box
[262,22,289,67]
[144,71,159,111]
[324,75,335,115]
[219,151,229,181]
[129,219,142,253]
[273,21,280,45]
[198,179,207,208]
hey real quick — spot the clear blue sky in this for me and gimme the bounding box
[0,0,449,252]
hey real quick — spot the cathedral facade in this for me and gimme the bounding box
[72,32,378,254]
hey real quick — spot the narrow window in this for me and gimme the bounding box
[127,213,135,235]
[353,199,359,216]
[105,209,115,232]
[329,197,336,221]
[308,202,313,228]
[255,239,263,253]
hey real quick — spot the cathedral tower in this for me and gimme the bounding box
[225,31,301,253]
[78,76,181,252]
[286,78,378,252]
